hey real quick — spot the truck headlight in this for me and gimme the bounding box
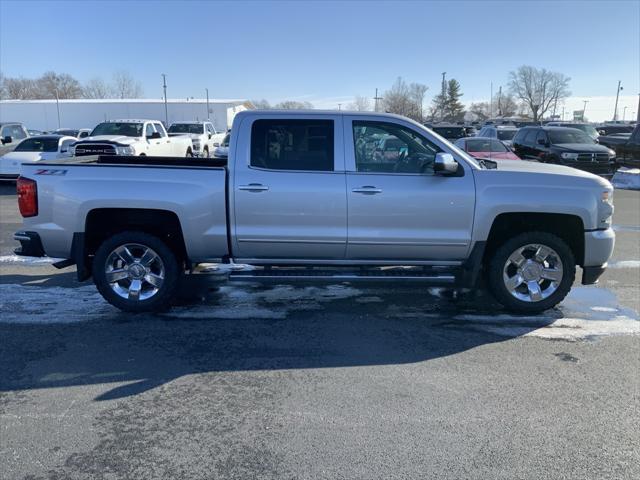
[560,152,579,160]
[115,146,135,155]
[600,190,614,225]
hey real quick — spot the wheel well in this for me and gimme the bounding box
[85,208,188,265]
[483,213,585,266]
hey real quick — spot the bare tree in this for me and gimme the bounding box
[273,100,314,109]
[0,72,7,100]
[383,77,428,122]
[251,99,272,109]
[469,101,490,121]
[112,70,143,99]
[347,95,372,111]
[508,66,570,121]
[83,77,112,99]
[36,71,83,99]
[3,76,39,99]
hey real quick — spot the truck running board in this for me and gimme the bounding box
[228,267,457,284]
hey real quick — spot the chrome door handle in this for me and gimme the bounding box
[352,186,382,194]
[238,184,269,192]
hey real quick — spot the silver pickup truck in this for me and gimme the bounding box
[14,110,615,313]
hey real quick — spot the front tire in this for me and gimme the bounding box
[93,231,180,312]
[186,148,193,157]
[488,232,575,313]
[202,147,210,158]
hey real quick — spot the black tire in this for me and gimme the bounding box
[186,148,193,157]
[488,231,575,313]
[202,147,209,158]
[93,231,180,312]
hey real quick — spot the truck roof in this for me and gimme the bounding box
[170,121,212,124]
[106,119,157,124]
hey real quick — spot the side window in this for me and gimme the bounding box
[206,124,214,134]
[0,127,7,138]
[250,119,334,171]
[60,139,75,152]
[535,131,547,145]
[353,121,441,174]
[145,124,155,137]
[10,125,27,140]
[523,130,537,145]
[153,123,167,137]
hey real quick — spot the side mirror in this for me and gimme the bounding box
[208,133,212,139]
[2,135,12,145]
[147,132,161,140]
[598,130,606,136]
[434,152,459,175]
[537,138,547,146]
[213,142,220,147]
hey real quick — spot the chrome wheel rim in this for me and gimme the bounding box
[105,243,165,301]
[503,243,563,303]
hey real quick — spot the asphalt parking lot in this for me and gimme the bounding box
[0,182,638,479]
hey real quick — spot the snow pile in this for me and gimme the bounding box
[608,260,640,269]
[612,167,640,190]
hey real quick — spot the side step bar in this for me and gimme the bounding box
[228,268,457,284]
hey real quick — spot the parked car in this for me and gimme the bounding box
[512,126,616,175]
[454,137,520,160]
[54,128,80,138]
[0,122,30,157]
[545,122,599,140]
[476,125,519,147]
[78,128,92,139]
[70,119,194,157]
[212,132,230,160]
[28,129,44,136]
[430,125,468,141]
[596,124,635,136]
[14,111,614,315]
[598,123,640,169]
[167,121,226,158]
[0,135,75,180]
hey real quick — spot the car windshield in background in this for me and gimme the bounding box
[466,139,508,153]
[168,124,204,134]
[90,122,144,137]
[55,130,78,137]
[14,137,59,152]
[497,130,517,141]
[548,129,593,144]
[563,124,598,138]
[432,127,466,139]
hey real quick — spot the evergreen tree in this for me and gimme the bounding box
[444,79,465,122]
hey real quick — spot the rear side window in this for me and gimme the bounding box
[251,119,334,171]
[523,129,538,145]
[15,137,59,152]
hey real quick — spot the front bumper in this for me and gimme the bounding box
[581,228,615,284]
[582,265,607,285]
[565,161,616,176]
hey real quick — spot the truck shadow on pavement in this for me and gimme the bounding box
[0,278,576,402]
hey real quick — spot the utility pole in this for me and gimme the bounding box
[561,106,565,121]
[439,72,447,121]
[338,103,342,111]
[622,106,627,121]
[162,74,168,126]
[54,89,61,128]
[637,93,640,123]
[613,80,622,121]
[489,81,493,120]
[373,88,383,112]
[497,86,502,117]
[582,100,589,120]
[205,88,210,120]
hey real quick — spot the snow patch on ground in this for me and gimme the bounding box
[608,260,640,269]
[0,255,64,265]
[455,287,639,341]
[612,168,640,190]
[613,224,640,233]
[0,284,113,323]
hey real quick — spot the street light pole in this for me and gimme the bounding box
[373,88,383,112]
[622,106,627,121]
[54,89,61,128]
[162,74,168,126]
[582,100,589,120]
[612,80,622,121]
[205,88,210,120]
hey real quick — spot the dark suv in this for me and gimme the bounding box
[512,126,616,175]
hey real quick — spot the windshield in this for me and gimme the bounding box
[168,123,204,134]
[548,129,594,144]
[562,124,598,138]
[15,137,59,152]
[497,130,517,141]
[221,133,230,147]
[466,139,508,153]
[90,122,144,137]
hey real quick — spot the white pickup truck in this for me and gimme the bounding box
[14,110,615,314]
[167,121,226,158]
[70,119,194,157]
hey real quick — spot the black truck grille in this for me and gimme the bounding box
[577,153,609,163]
[74,144,116,156]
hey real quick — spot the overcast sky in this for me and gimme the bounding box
[1,0,638,121]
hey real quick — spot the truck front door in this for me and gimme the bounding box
[232,116,347,260]
[344,117,476,261]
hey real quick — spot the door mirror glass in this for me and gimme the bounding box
[434,152,458,175]
[2,135,12,145]
[147,131,161,140]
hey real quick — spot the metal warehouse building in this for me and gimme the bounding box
[0,98,251,132]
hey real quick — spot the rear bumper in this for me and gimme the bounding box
[13,231,46,257]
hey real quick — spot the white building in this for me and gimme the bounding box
[0,98,251,132]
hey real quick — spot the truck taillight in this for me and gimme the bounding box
[17,177,38,217]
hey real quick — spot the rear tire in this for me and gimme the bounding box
[93,231,180,312]
[186,148,193,157]
[488,231,575,313]
[202,147,209,158]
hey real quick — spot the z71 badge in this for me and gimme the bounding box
[34,169,68,175]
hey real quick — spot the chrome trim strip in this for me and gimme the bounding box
[229,273,456,283]
[348,240,469,246]
[237,238,345,244]
[231,258,463,266]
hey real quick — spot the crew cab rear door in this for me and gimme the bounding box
[344,116,476,261]
[231,114,347,260]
